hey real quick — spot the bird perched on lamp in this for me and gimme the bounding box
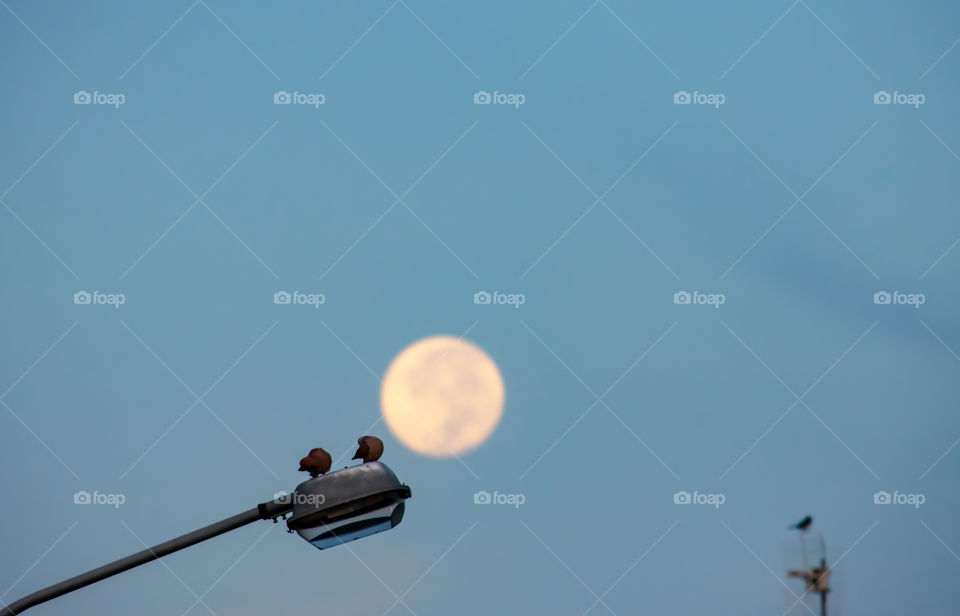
[353,436,384,463]
[791,515,813,531]
[298,448,332,477]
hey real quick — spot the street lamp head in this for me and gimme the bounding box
[286,461,412,550]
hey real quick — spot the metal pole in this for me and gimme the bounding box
[2,499,292,615]
[819,557,828,616]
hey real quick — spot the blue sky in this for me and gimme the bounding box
[1,1,959,614]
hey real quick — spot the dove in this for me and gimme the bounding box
[298,447,332,478]
[791,515,813,531]
[352,436,384,463]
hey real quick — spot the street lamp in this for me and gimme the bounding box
[2,461,411,615]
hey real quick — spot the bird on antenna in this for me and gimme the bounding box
[298,447,332,478]
[353,436,384,463]
[791,515,813,531]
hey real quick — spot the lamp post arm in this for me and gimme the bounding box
[2,499,292,615]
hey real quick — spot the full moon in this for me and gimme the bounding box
[380,336,505,457]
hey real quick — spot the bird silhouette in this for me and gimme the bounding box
[353,436,384,463]
[791,515,813,531]
[298,447,332,478]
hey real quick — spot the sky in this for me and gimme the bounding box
[1,1,959,614]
